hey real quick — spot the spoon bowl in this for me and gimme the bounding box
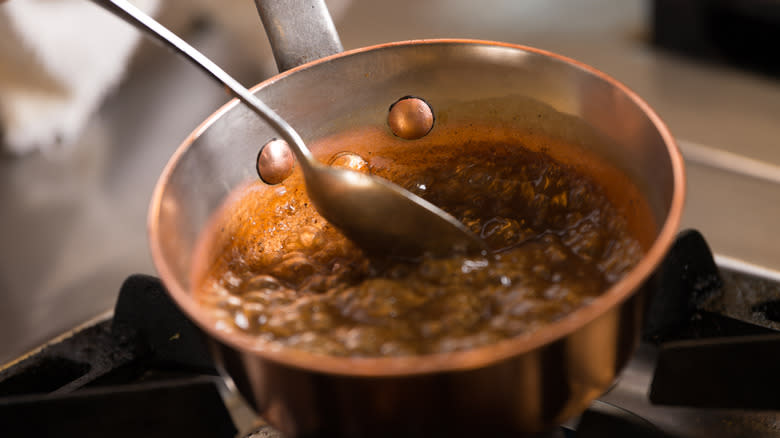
[305,162,487,257]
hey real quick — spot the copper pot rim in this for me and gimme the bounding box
[148,38,686,377]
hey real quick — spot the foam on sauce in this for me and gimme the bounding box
[192,141,644,356]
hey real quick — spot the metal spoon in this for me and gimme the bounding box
[89,0,487,258]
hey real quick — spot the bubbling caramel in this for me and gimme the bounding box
[193,140,644,357]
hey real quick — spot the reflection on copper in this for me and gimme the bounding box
[148,39,685,436]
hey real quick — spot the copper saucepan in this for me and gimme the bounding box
[148,1,685,436]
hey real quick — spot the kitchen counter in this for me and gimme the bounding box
[2,0,779,365]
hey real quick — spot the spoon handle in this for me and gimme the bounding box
[88,0,316,165]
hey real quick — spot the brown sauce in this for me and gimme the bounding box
[193,141,643,356]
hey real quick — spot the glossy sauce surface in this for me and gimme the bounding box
[193,141,643,356]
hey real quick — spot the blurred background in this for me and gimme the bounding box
[1,0,779,365]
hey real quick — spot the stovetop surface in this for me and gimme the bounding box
[2,230,780,437]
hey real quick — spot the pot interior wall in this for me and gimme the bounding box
[152,41,675,297]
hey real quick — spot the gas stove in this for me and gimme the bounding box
[1,229,779,437]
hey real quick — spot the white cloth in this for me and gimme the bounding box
[0,0,352,156]
[0,0,159,155]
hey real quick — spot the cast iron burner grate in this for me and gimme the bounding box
[1,229,779,437]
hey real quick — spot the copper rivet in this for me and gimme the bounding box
[387,96,434,140]
[257,139,294,184]
[328,152,369,173]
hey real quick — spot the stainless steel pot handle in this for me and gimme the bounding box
[254,0,344,72]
